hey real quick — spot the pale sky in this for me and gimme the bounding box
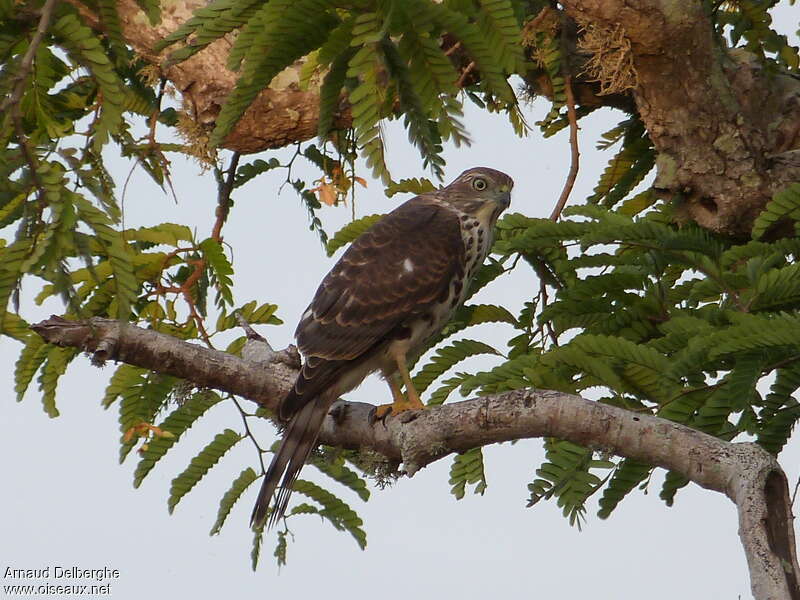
[2,8,799,599]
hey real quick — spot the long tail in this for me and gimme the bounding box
[250,396,332,529]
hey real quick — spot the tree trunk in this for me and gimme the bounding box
[559,0,800,236]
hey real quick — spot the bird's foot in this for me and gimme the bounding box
[370,396,425,425]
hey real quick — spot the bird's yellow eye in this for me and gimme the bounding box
[472,177,488,191]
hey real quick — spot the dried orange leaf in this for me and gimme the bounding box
[317,182,337,206]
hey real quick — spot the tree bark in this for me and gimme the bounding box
[32,315,800,600]
[71,0,348,153]
[559,0,800,236]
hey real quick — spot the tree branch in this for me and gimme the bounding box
[31,315,799,600]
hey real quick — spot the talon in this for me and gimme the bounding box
[370,404,392,428]
[371,397,424,423]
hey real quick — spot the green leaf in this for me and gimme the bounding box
[133,391,223,487]
[123,223,194,247]
[292,479,367,549]
[158,0,261,62]
[74,196,138,319]
[251,523,265,571]
[413,339,500,396]
[381,38,445,178]
[50,14,125,149]
[210,467,259,535]
[14,335,48,402]
[385,177,437,198]
[752,183,800,239]
[200,238,235,307]
[476,0,525,74]
[326,214,382,256]
[117,372,179,463]
[103,364,147,408]
[758,399,800,455]
[134,0,161,25]
[449,447,487,499]
[309,452,370,502]
[460,353,541,397]
[168,429,242,513]
[0,239,33,327]
[659,470,690,507]
[420,0,516,103]
[588,124,654,208]
[347,33,391,183]
[597,459,651,519]
[234,157,281,188]
[428,372,471,406]
[750,262,800,311]
[529,440,609,529]
[273,530,288,567]
[211,0,338,146]
[36,346,78,417]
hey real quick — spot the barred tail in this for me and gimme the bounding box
[250,395,333,529]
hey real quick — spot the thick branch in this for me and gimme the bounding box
[32,316,799,599]
[560,0,800,236]
[73,0,348,153]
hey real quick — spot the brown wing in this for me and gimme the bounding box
[281,196,465,417]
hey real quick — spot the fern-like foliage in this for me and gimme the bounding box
[210,467,259,535]
[413,339,500,397]
[133,391,223,487]
[458,113,800,525]
[752,183,800,240]
[160,0,525,179]
[326,214,383,256]
[212,0,339,146]
[168,429,243,513]
[450,447,488,499]
[528,440,613,528]
[291,479,367,549]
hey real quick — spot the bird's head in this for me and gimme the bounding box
[437,167,514,223]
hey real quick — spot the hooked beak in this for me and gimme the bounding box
[496,189,511,209]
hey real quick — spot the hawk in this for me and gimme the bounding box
[251,167,514,529]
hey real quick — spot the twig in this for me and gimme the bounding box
[212,152,241,241]
[236,312,267,343]
[792,476,800,508]
[444,41,462,57]
[525,6,555,36]
[231,395,268,474]
[456,61,476,89]
[0,0,58,115]
[549,74,579,221]
[3,0,60,207]
[535,280,559,347]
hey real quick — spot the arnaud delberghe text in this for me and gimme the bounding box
[3,566,120,581]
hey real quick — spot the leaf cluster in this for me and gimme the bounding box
[158,0,531,183]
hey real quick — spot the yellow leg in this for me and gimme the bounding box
[387,375,405,404]
[395,355,424,409]
[373,352,426,421]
